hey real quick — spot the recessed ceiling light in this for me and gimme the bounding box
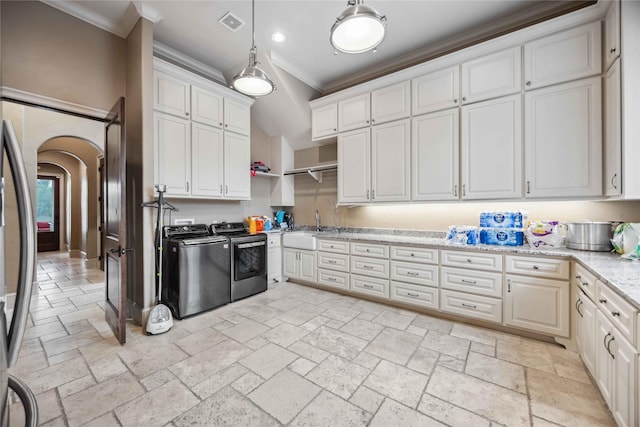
[271,32,286,43]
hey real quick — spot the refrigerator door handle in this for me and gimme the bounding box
[3,121,36,368]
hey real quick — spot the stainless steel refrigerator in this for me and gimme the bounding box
[1,120,38,425]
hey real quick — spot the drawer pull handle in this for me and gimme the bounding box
[612,311,620,317]
[575,299,583,317]
[407,272,420,276]
[532,265,539,270]
[507,278,511,293]
[327,260,337,264]
[407,292,420,297]
[461,279,477,284]
[363,265,374,270]
[582,281,589,287]
[599,299,607,304]
[462,303,477,309]
[466,258,472,263]
[327,277,337,282]
[410,253,415,257]
[575,274,581,279]
[605,333,616,359]
[363,284,374,289]
[366,249,371,252]
[330,245,334,248]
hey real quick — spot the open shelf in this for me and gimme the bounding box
[283,163,338,183]
[251,171,281,178]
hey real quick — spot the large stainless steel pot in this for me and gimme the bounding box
[565,221,616,251]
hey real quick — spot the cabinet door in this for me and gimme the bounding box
[154,113,191,195]
[191,85,223,128]
[604,59,621,196]
[604,0,621,71]
[268,246,282,284]
[224,98,250,136]
[283,248,299,280]
[371,119,410,202]
[412,66,460,115]
[611,332,637,427]
[461,46,521,104]
[412,109,459,201]
[339,94,371,132]
[191,123,224,197]
[338,128,370,203]
[299,250,317,283]
[577,291,597,376]
[224,132,251,199]
[524,21,601,90]
[595,311,614,407]
[524,77,602,198]
[312,103,338,140]
[154,71,191,119]
[504,274,569,337]
[371,81,411,125]
[461,94,522,200]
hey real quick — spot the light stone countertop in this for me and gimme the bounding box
[297,228,640,311]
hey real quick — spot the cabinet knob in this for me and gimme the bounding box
[366,120,370,124]
[466,258,472,263]
[219,122,223,127]
[333,128,337,131]
[371,118,376,123]
[225,124,228,127]
[610,48,617,54]
[410,253,414,257]
[186,112,189,116]
[462,97,467,102]
[532,265,539,270]
[454,99,458,104]
[526,81,532,86]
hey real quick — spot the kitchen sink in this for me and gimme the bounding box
[282,232,317,250]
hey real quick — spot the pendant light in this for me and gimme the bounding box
[232,0,275,97]
[330,0,387,54]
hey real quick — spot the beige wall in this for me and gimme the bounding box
[292,144,640,231]
[1,1,126,112]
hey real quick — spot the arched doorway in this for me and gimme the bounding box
[38,136,103,268]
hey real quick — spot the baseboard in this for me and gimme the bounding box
[69,249,83,259]
[85,258,99,269]
[127,299,150,327]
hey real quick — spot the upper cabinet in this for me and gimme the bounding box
[524,21,601,90]
[154,71,191,118]
[224,98,251,136]
[338,93,370,132]
[370,81,411,125]
[604,59,621,197]
[312,103,338,141]
[461,46,521,104]
[412,66,460,115]
[604,0,621,71]
[524,77,602,198]
[191,85,223,128]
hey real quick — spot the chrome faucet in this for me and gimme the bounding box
[315,210,321,232]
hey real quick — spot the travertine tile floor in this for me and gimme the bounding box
[8,251,616,426]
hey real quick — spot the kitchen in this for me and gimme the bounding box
[2,0,640,425]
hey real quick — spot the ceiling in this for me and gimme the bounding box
[42,0,590,95]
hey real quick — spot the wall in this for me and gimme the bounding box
[292,144,640,231]
[1,1,126,112]
[37,163,68,252]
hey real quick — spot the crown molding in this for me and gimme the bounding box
[1,87,108,119]
[132,2,163,24]
[269,52,323,93]
[153,42,227,85]
[41,0,129,38]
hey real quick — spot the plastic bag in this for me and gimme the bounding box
[611,223,640,258]
[525,220,563,249]
[446,226,479,245]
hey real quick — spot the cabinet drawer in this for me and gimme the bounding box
[441,250,503,272]
[441,267,503,298]
[267,234,281,248]
[574,262,596,300]
[351,274,389,299]
[318,239,350,254]
[318,252,350,272]
[390,246,438,264]
[351,256,389,278]
[440,289,502,323]
[597,280,637,344]
[506,255,569,280]
[390,281,439,310]
[318,269,349,291]
[351,242,389,258]
[390,261,438,286]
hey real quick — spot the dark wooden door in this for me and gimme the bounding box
[36,175,60,252]
[104,98,127,344]
[99,157,105,271]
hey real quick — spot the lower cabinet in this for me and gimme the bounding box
[504,274,570,337]
[351,274,389,299]
[283,248,317,283]
[441,289,502,323]
[267,234,282,284]
[350,242,390,299]
[595,310,637,427]
[575,285,597,376]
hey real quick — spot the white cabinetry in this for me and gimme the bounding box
[267,233,282,284]
[524,77,602,198]
[350,242,389,299]
[504,255,570,337]
[153,59,253,200]
[604,0,621,70]
[370,81,411,125]
[338,119,410,203]
[317,239,350,291]
[312,103,338,141]
[524,21,601,90]
[154,113,190,195]
[461,94,522,200]
[604,59,621,196]
[390,246,439,310]
[412,66,460,115]
[412,109,459,201]
[283,248,317,283]
[338,94,370,132]
[461,46,521,104]
[575,285,597,376]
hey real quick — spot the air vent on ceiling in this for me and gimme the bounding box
[218,12,245,32]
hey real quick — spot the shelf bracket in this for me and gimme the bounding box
[307,170,323,183]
